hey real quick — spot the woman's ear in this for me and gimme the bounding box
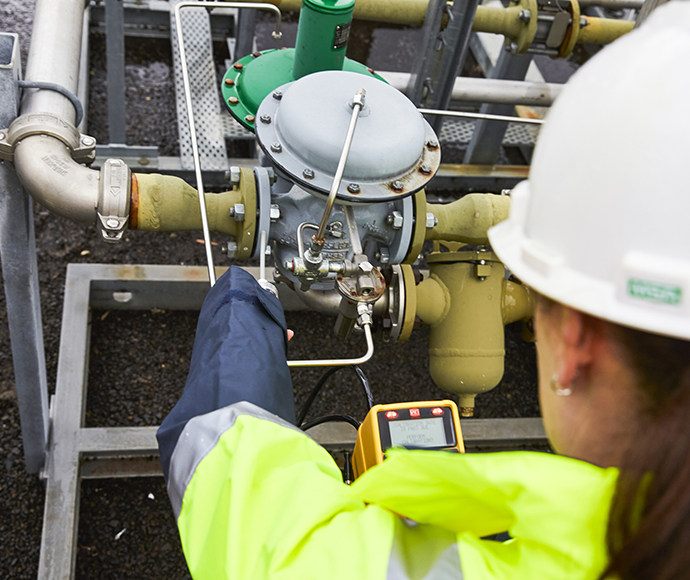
[557,307,596,389]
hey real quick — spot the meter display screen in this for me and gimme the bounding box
[389,418,447,448]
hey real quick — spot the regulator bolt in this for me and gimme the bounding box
[228,97,239,105]
[328,221,343,238]
[519,9,531,22]
[347,183,361,194]
[426,139,439,150]
[233,62,243,71]
[426,212,438,229]
[245,115,255,124]
[82,136,95,147]
[419,164,432,175]
[270,204,281,222]
[105,218,119,229]
[375,248,390,264]
[386,211,404,230]
[272,90,283,100]
[224,78,234,86]
[391,180,404,192]
[260,114,272,124]
[222,241,238,260]
[225,166,241,186]
[270,142,282,153]
[229,203,245,221]
[302,168,315,179]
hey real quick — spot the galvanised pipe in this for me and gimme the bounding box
[12,0,103,225]
[379,71,562,107]
[13,135,99,224]
[22,0,85,123]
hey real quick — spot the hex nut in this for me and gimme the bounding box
[245,115,255,124]
[270,142,282,153]
[269,204,281,222]
[386,211,404,230]
[272,90,283,100]
[426,139,439,150]
[228,97,239,105]
[224,241,238,260]
[376,248,390,264]
[519,9,531,22]
[391,180,404,192]
[303,168,315,179]
[426,212,438,229]
[233,62,243,71]
[230,203,245,221]
[260,114,272,124]
[226,166,241,186]
[347,183,361,193]
[420,164,432,175]
[224,78,235,86]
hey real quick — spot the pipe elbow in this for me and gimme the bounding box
[13,134,99,224]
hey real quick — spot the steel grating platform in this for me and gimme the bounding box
[439,117,540,147]
[170,0,229,170]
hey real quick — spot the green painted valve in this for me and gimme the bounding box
[222,0,384,132]
[293,0,354,79]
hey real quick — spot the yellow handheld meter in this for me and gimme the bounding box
[352,400,464,479]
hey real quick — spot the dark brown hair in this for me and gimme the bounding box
[601,324,690,580]
[535,294,690,580]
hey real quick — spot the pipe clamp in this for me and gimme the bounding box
[97,159,131,243]
[0,112,96,165]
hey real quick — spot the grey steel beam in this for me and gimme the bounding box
[236,8,257,59]
[0,33,50,474]
[38,265,92,579]
[407,0,481,135]
[105,0,127,144]
[463,49,533,165]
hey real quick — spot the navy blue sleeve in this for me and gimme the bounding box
[156,266,295,481]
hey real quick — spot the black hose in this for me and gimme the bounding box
[18,81,84,127]
[300,414,361,432]
[297,365,373,427]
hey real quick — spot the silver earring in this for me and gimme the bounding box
[550,373,572,397]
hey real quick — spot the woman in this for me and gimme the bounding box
[157,4,690,578]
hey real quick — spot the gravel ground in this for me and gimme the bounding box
[1,3,540,578]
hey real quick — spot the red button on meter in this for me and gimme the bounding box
[431,407,444,416]
[409,408,420,418]
[385,411,398,419]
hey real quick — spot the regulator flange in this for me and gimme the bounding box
[255,71,441,204]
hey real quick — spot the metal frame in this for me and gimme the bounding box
[35,262,546,579]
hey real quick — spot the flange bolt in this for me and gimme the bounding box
[420,164,432,175]
[270,142,282,153]
[260,114,272,124]
[347,183,361,194]
[519,9,531,22]
[391,180,404,192]
[303,168,314,179]
[272,90,283,100]
[426,139,439,150]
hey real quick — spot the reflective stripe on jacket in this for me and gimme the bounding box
[167,400,618,580]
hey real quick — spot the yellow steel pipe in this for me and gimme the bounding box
[578,16,634,44]
[426,193,511,245]
[242,0,633,48]
[130,168,258,259]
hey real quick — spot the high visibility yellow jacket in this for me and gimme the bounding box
[165,401,618,580]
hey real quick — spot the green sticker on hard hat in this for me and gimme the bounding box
[627,279,682,305]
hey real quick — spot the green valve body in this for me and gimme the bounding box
[293,0,355,79]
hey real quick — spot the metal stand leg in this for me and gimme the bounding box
[236,8,257,59]
[0,32,49,475]
[105,0,126,144]
[463,50,533,165]
[406,0,481,135]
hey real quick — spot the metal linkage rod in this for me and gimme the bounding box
[313,88,366,248]
[288,322,375,367]
[174,1,283,286]
[418,107,544,125]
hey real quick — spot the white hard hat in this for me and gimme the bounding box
[488,2,690,340]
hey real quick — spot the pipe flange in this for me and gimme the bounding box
[0,112,96,165]
[97,159,131,243]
